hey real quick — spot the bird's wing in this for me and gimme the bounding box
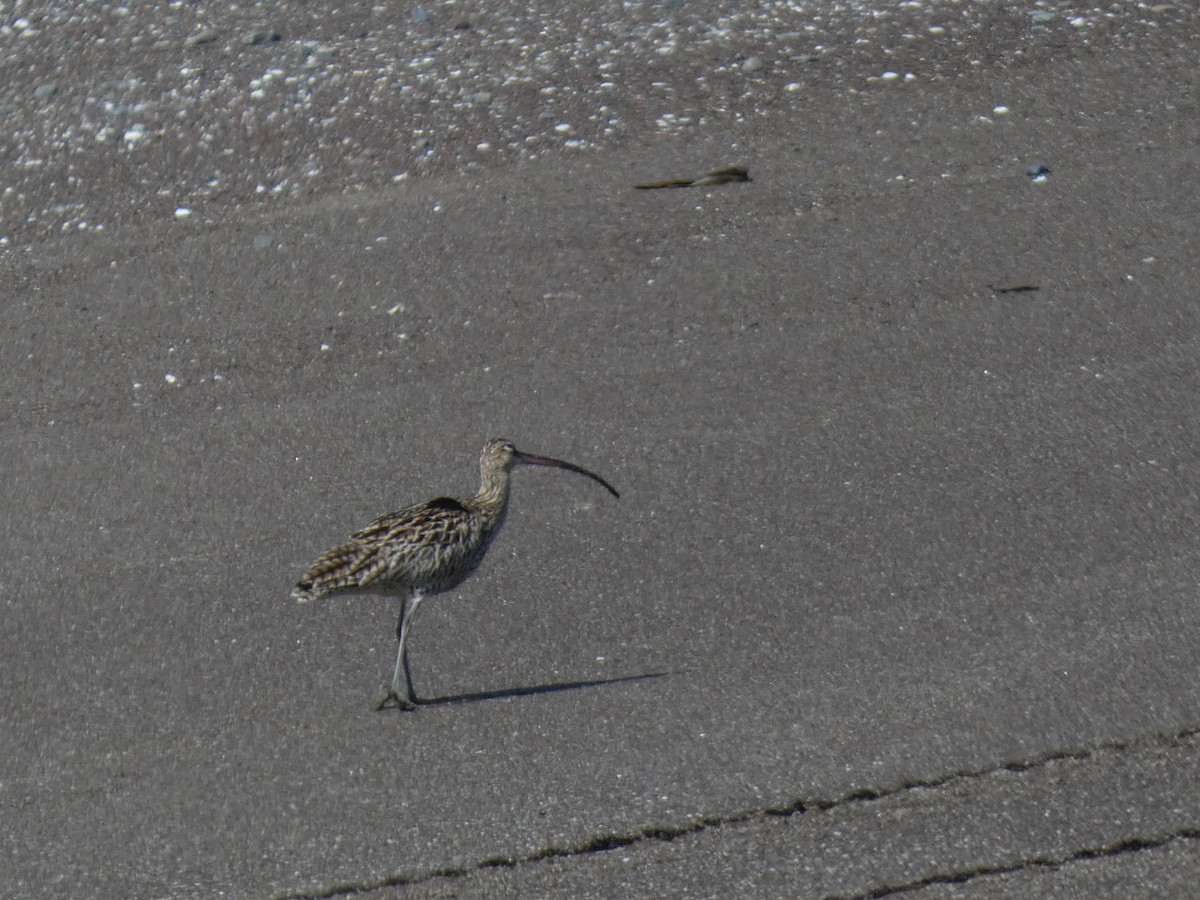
[349,496,474,547]
[296,498,475,598]
[294,537,389,597]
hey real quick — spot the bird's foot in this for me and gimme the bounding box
[376,690,419,712]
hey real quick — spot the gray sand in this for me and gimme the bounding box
[3,2,1200,898]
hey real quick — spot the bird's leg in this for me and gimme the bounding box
[396,591,425,704]
[377,591,424,711]
[401,614,418,704]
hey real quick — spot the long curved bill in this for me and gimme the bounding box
[515,451,620,499]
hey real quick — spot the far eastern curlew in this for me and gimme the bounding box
[291,438,619,710]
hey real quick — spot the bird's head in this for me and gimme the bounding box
[481,437,519,472]
[479,437,619,498]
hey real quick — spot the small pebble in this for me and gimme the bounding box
[243,29,280,46]
[742,56,763,73]
[252,233,273,249]
[185,28,218,46]
[174,207,192,219]
[33,83,57,100]
[1026,163,1050,178]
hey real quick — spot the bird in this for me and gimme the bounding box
[291,438,619,710]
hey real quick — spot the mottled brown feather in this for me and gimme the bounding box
[292,497,489,603]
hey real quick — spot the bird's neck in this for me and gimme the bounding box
[471,468,511,527]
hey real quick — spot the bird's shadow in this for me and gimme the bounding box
[381,671,670,712]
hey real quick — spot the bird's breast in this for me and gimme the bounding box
[389,520,496,594]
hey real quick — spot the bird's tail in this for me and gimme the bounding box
[291,583,320,604]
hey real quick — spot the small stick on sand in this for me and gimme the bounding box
[635,165,750,190]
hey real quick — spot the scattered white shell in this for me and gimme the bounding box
[0,1,1166,249]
